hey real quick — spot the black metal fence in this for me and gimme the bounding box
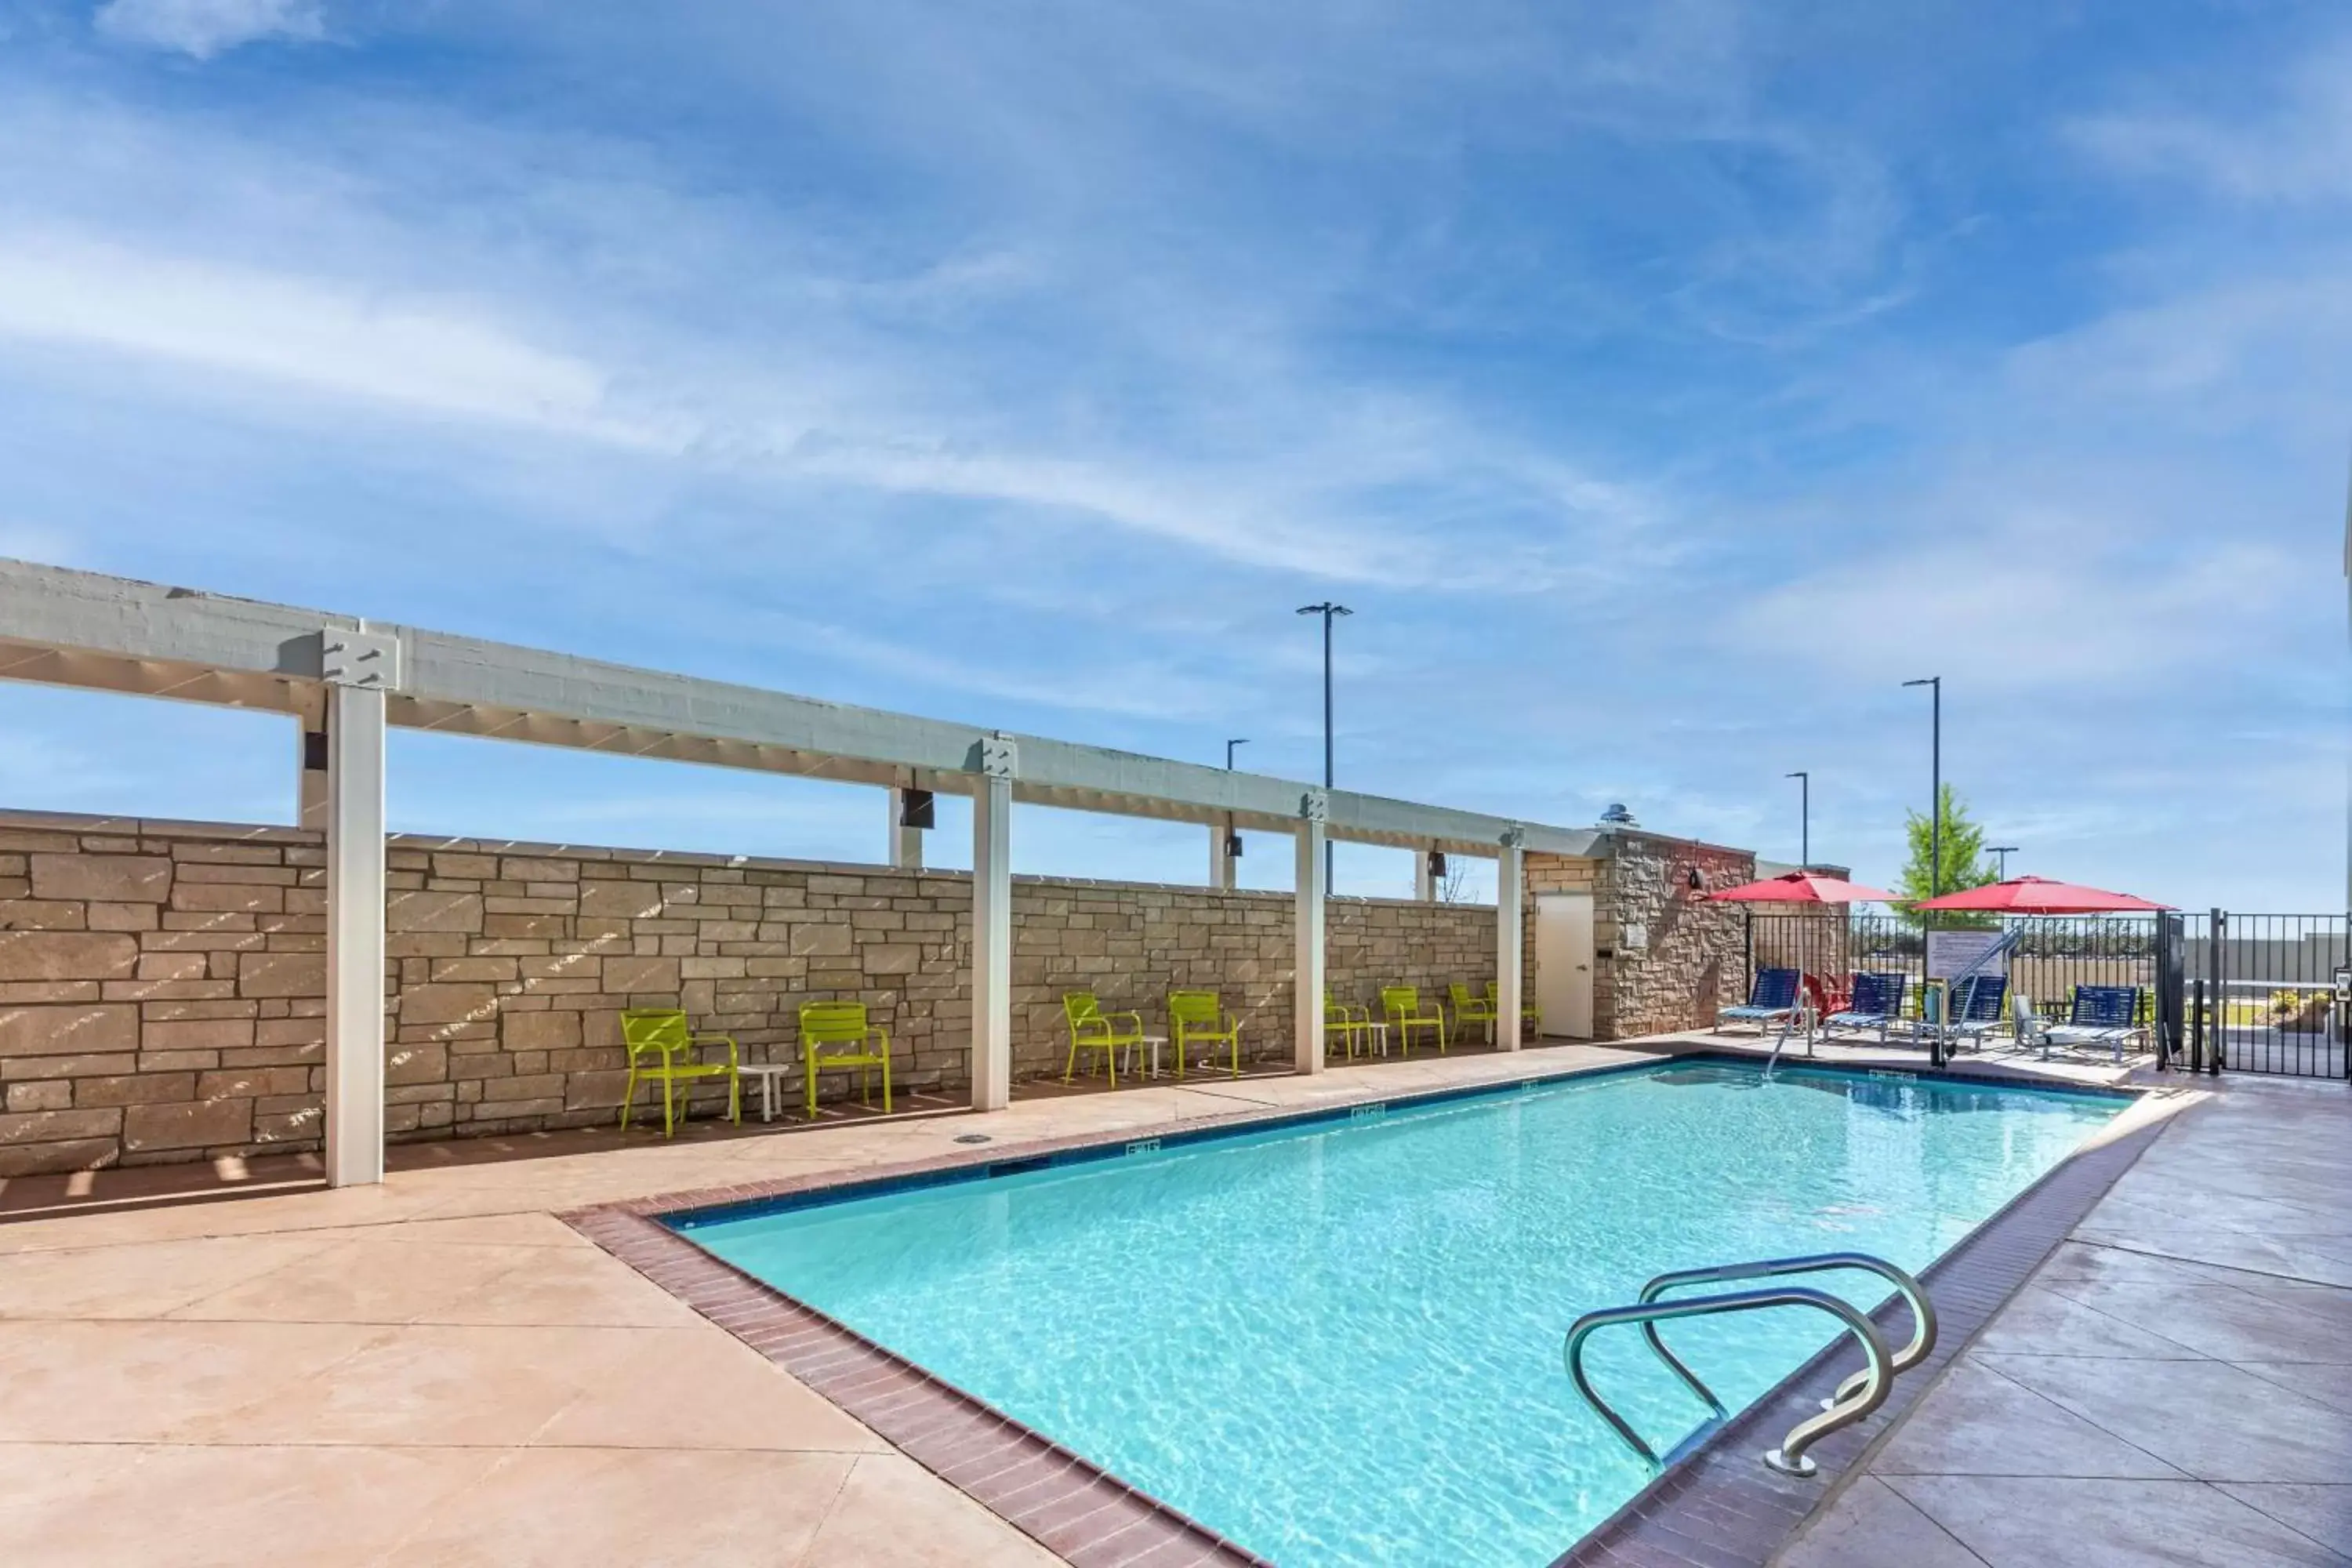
[2189,912,2350,1078]
[1739,908,2352,1080]
[1743,912,2163,1018]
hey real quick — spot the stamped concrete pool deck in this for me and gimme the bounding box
[0,1034,2296,1567]
[1780,1073,2352,1568]
[0,1041,1669,1566]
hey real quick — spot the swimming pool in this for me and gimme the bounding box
[677,1062,2125,1566]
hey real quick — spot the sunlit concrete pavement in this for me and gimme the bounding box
[1780,1073,2352,1568]
[0,1040,1655,1566]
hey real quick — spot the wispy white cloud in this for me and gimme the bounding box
[94,0,324,60]
[0,81,1672,595]
[0,232,678,448]
[2068,37,2352,205]
[1730,521,2293,690]
[797,622,1236,723]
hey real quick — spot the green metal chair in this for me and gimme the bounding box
[1449,982,1499,1044]
[1382,985,1447,1057]
[1324,989,1371,1058]
[618,1009,741,1137]
[797,1000,893,1120]
[1168,989,1243,1080]
[1062,991,1144,1086]
[1489,980,1541,1036]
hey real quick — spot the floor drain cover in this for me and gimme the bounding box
[953,1133,993,1145]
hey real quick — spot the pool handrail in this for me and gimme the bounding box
[1639,1251,1937,1409]
[1564,1286,1892,1477]
[1564,1249,1935,1478]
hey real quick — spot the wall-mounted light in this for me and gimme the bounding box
[1686,867,1704,891]
[1225,833,1244,859]
[1428,849,1448,879]
[899,788,935,829]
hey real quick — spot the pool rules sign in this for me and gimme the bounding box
[1927,930,2005,980]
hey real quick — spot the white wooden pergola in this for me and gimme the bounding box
[0,560,1599,1185]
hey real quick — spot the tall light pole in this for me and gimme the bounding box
[1296,603,1350,884]
[1225,739,1249,770]
[1785,771,1809,868]
[1987,844,2018,880]
[1902,677,1943,896]
[1904,676,1944,1067]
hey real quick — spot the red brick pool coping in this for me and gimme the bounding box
[563,1054,2175,1568]
[568,1200,1268,1568]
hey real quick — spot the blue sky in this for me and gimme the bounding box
[0,0,2342,906]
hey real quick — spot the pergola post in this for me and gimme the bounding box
[321,628,394,1188]
[970,737,1015,1111]
[888,786,925,870]
[1415,841,1438,902]
[1294,791,1327,1073]
[1496,828,1525,1051]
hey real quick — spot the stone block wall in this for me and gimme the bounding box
[1587,832,1756,1036]
[1013,880,1493,1070]
[0,810,1498,1175]
[0,814,325,1178]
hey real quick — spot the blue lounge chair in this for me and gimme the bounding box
[2034,985,2147,1064]
[1939,972,2010,1052]
[1823,971,1907,1043]
[1720,967,1803,1040]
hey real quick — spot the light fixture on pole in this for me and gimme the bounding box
[1901,678,1943,897]
[1987,844,2018,880]
[1785,770,1809,868]
[1295,602,1352,884]
[1225,739,1249,770]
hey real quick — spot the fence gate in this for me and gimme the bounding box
[2194,912,2352,1078]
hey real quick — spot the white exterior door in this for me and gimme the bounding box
[1535,892,1595,1038]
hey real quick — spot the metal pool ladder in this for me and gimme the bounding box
[1563,1252,1936,1478]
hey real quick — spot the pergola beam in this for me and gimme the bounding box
[0,560,1595,858]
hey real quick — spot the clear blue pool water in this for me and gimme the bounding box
[680,1062,2123,1566]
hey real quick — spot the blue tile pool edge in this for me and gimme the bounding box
[655,1050,2140,1234]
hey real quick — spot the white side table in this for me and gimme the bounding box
[1362,1022,1390,1058]
[1132,1035,1168,1080]
[738,1063,794,1123]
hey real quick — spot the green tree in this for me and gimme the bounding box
[1895,785,1998,927]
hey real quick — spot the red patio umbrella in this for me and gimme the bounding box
[1708,870,1899,905]
[1911,876,2172,915]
